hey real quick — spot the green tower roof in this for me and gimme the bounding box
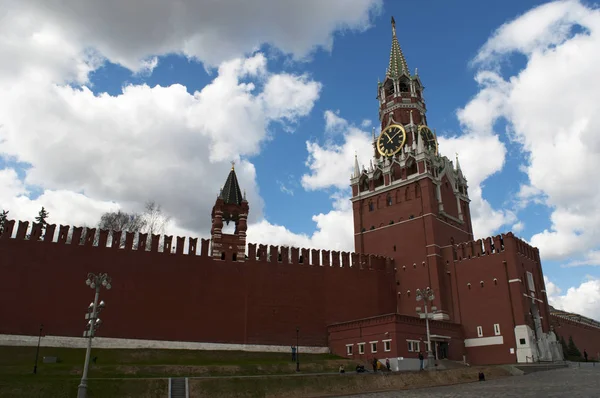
[387,16,410,80]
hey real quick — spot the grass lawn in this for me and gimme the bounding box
[0,345,354,397]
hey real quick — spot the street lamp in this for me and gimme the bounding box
[415,287,435,369]
[296,327,300,372]
[33,324,43,374]
[77,273,111,398]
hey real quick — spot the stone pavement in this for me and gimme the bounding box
[338,365,600,398]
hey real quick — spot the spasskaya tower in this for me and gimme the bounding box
[350,17,474,321]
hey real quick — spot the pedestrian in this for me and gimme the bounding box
[386,358,391,371]
[418,352,424,370]
[372,357,378,372]
[291,346,296,362]
[339,364,345,374]
[584,349,588,362]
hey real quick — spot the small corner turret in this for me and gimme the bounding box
[211,161,249,261]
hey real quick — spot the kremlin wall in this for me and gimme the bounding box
[0,219,396,349]
[1,17,599,367]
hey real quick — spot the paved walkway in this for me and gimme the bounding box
[338,366,600,397]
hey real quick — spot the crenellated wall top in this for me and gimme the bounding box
[0,220,394,271]
[446,231,541,263]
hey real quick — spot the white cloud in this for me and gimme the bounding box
[247,193,354,252]
[462,0,600,262]
[512,221,525,233]
[437,133,515,238]
[302,112,374,191]
[4,0,382,72]
[324,110,349,133]
[545,276,600,321]
[565,250,600,267]
[0,0,384,252]
[361,119,373,128]
[261,74,321,121]
[0,52,323,232]
[0,168,117,228]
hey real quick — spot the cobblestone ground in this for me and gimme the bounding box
[342,365,600,398]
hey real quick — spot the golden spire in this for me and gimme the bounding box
[231,160,235,170]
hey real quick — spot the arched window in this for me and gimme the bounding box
[384,80,394,97]
[368,201,374,212]
[399,81,410,93]
[387,195,393,206]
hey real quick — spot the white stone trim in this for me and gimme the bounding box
[358,342,365,354]
[346,344,353,355]
[465,335,504,347]
[354,212,470,237]
[429,334,451,340]
[523,293,544,303]
[509,279,522,283]
[0,334,330,354]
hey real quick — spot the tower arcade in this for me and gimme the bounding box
[210,162,249,261]
[350,18,474,321]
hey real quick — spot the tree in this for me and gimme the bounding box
[35,207,50,225]
[34,207,50,240]
[141,201,171,236]
[96,201,171,249]
[559,334,568,358]
[567,335,581,358]
[0,209,9,235]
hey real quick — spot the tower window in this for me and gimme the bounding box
[399,82,409,92]
[220,252,225,260]
[384,80,394,97]
[387,195,392,206]
[368,202,374,211]
[232,253,237,261]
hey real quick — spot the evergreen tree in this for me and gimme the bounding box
[33,207,50,241]
[0,209,9,234]
[35,207,50,226]
[559,334,568,357]
[567,335,581,358]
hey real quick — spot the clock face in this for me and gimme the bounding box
[377,124,407,157]
[418,125,438,155]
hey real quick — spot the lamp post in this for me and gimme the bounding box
[33,324,43,374]
[77,273,111,398]
[415,287,435,369]
[296,327,300,372]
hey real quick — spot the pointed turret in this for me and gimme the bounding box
[387,17,410,79]
[220,161,244,206]
[354,152,361,179]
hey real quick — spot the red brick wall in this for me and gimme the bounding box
[0,221,396,347]
[552,317,600,361]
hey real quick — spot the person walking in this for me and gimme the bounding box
[584,349,588,362]
[418,352,424,370]
[386,358,391,371]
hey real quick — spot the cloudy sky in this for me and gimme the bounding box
[0,0,598,320]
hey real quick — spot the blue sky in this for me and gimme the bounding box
[0,0,598,319]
